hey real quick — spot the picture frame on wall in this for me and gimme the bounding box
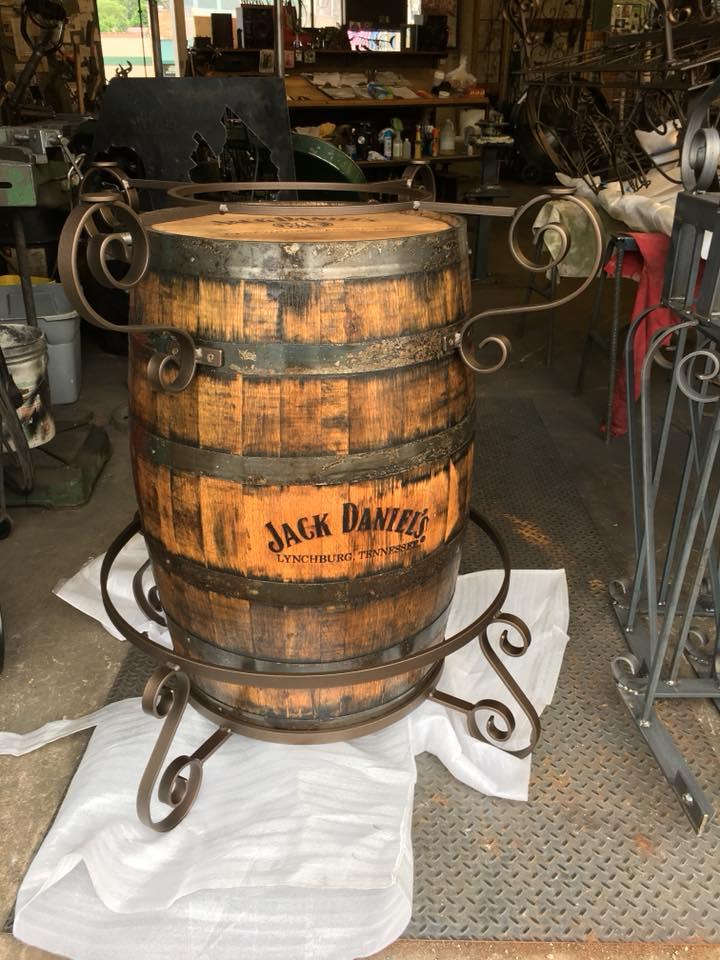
[422,0,456,45]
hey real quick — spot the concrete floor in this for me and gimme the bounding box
[0,184,714,960]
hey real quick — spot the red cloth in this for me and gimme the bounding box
[604,232,675,438]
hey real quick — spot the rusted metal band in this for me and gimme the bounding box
[135,321,465,378]
[145,216,467,281]
[135,419,473,485]
[169,600,450,676]
[188,662,443,744]
[147,529,462,607]
[99,508,510,688]
[131,411,474,486]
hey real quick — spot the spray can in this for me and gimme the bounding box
[383,129,393,159]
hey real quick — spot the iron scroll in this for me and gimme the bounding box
[57,200,203,393]
[137,666,231,831]
[447,191,604,374]
[680,74,720,193]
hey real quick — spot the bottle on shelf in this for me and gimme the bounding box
[440,118,455,154]
[402,137,411,160]
[414,124,422,160]
[383,129,393,159]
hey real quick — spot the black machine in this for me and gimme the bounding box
[2,0,67,124]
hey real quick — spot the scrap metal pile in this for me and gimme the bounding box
[507,0,720,191]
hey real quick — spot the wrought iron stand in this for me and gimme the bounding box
[610,187,720,834]
[58,176,603,832]
[104,510,541,832]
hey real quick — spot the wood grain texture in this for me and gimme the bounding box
[129,211,475,726]
[149,211,448,242]
[133,265,472,344]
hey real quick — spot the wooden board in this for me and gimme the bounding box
[284,74,330,103]
[149,211,449,243]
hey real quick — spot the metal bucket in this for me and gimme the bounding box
[0,323,55,449]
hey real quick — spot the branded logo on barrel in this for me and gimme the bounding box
[265,501,430,564]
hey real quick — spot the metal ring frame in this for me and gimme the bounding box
[107,508,541,829]
[164,178,428,214]
[58,178,604,388]
[101,508,511,690]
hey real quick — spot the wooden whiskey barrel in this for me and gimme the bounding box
[128,208,475,736]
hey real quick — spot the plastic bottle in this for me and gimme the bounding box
[392,130,402,158]
[402,137,411,160]
[440,118,455,154]
[383,129,393,159]
[431,127,439,157]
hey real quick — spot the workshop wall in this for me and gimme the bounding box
[0,0,104,114]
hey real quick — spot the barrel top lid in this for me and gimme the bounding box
[149,211,449,243]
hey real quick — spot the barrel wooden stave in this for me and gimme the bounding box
[129,347,473,456]
[135,268,471,345]
[148,534,461,721]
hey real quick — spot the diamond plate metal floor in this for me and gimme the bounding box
[408,398,720,942]
[97,398,720,943]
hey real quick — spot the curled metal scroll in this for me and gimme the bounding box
[401,162,436,201]
[57,200,200,393]
[132,558,166,627]
[685,628,714,668]
[611,652,644,697]
[78,161,140,212]
[137,665,231,831]
[456,192,604,373]
[430,612,541,758]
[675,347,720,403]
[681,74,720,193]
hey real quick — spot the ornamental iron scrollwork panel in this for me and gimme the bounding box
[607,90,720,835]
[505,0,720,193]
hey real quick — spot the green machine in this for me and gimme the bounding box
[291,133,366,186]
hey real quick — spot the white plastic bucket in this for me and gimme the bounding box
[0,282,81,405]
[0,323,55,449]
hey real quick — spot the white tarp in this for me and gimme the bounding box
[2,551,570,960]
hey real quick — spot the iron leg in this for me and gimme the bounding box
[605,246,625,445]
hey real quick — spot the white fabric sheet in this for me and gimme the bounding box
[2,555,570,960]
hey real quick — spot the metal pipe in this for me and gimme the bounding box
[274,0,285,77]
[147,0,163,78]
[13,214,37,328]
